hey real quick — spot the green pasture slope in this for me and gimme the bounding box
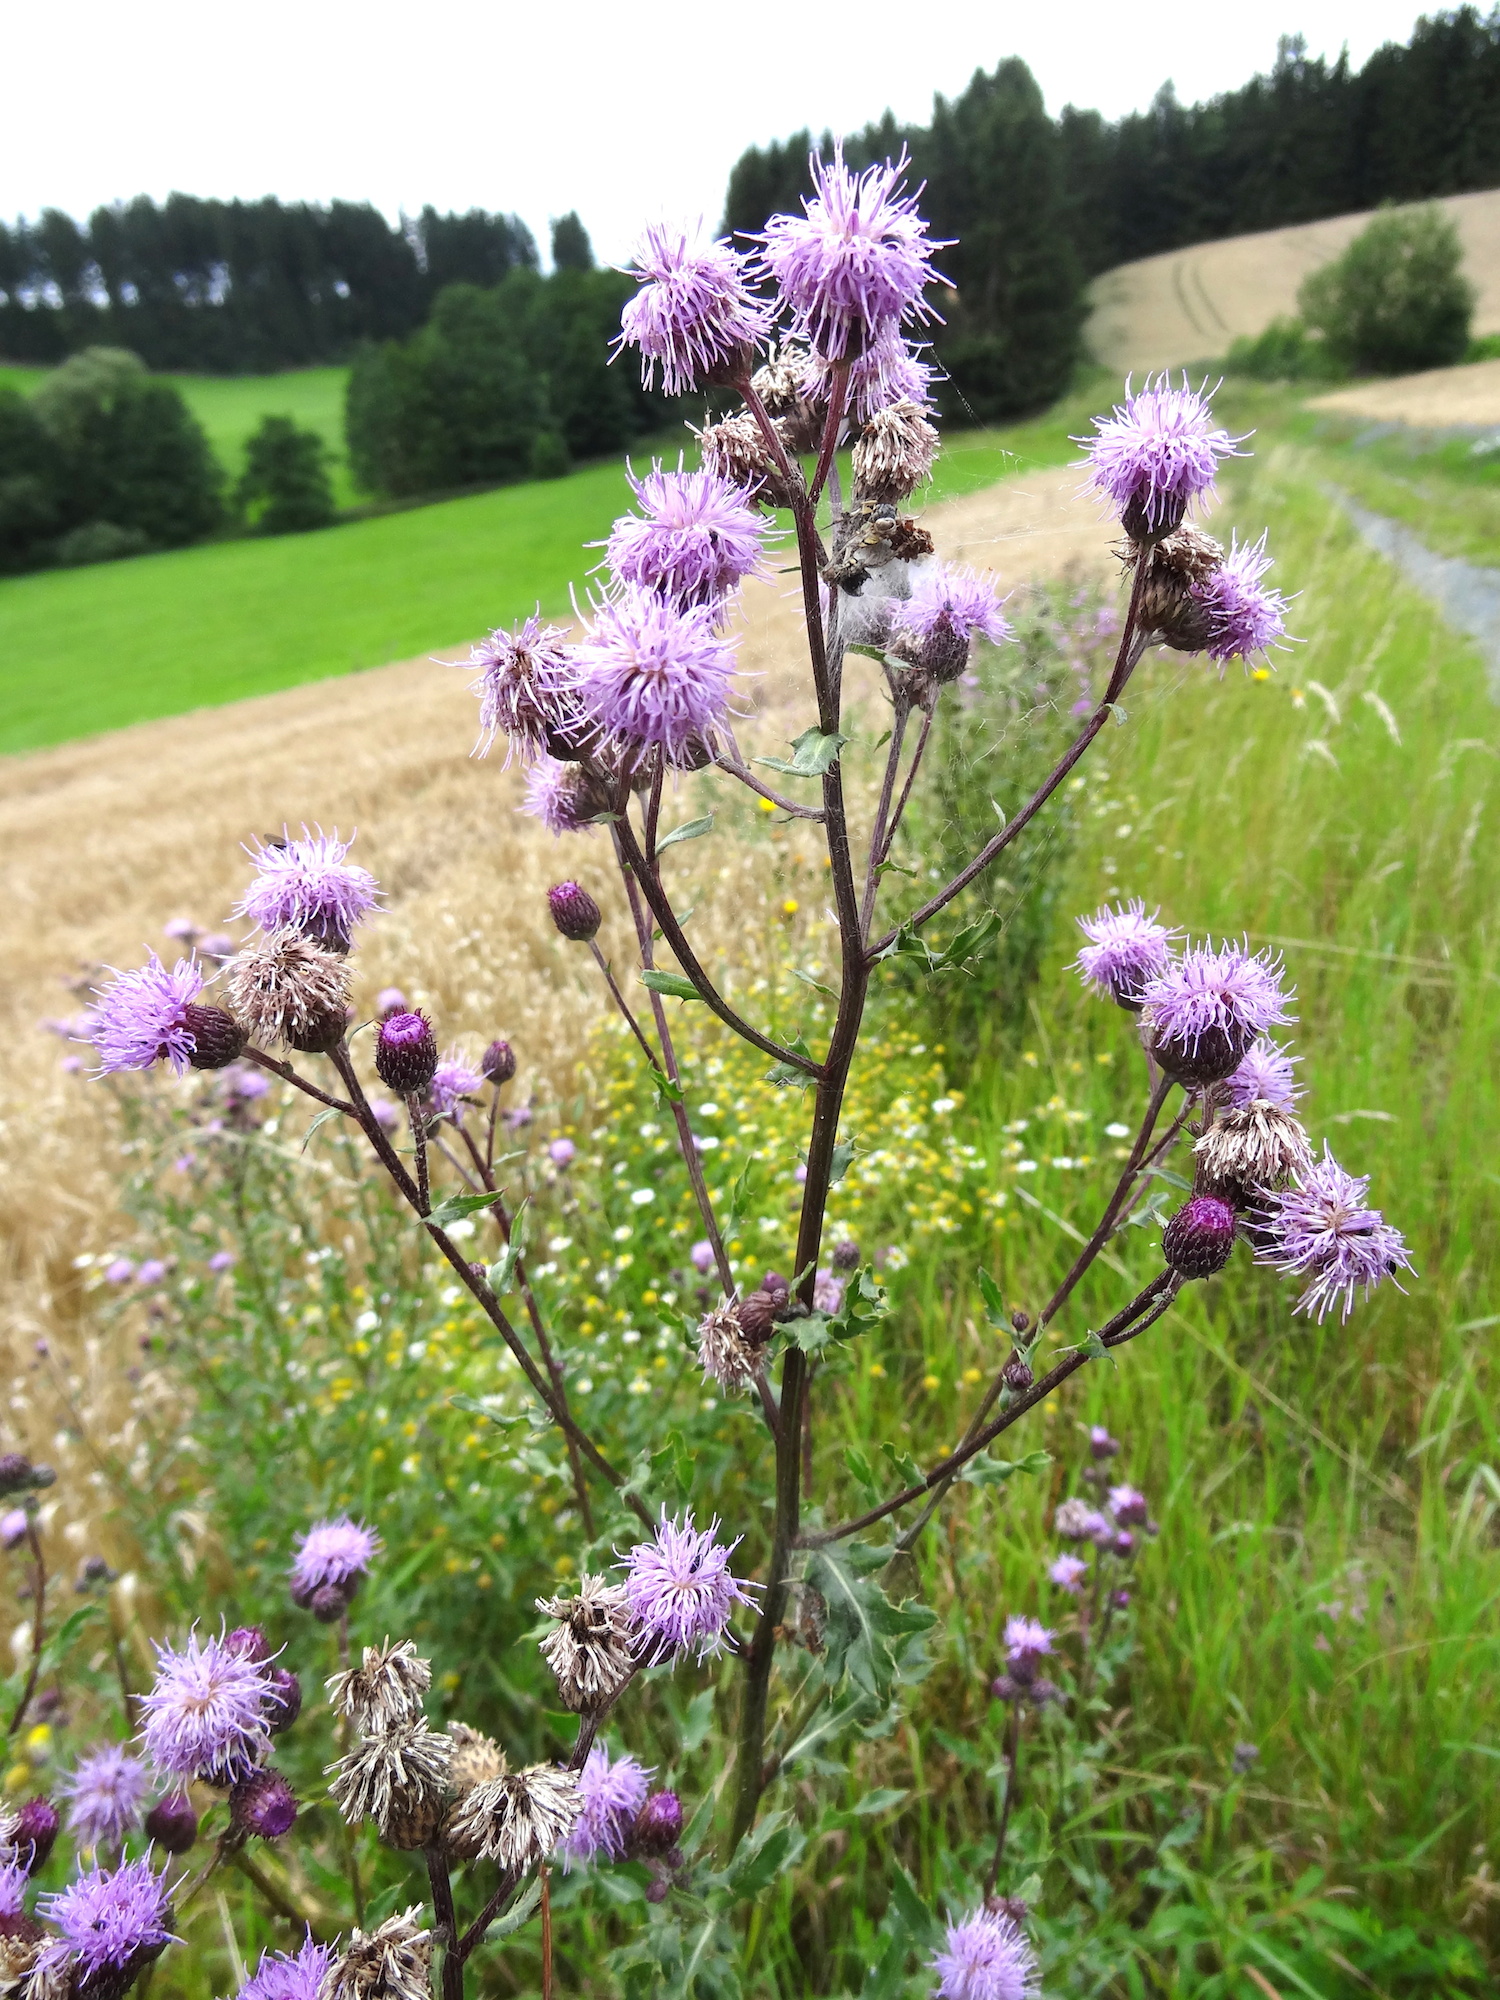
[0,400,1087,760]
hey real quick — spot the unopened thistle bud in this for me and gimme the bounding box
[696,1302,764,1394]
[375,1012,438,1096]
[230,1768,297,1840]
[1162,1194,1238,1278]
[327,1723,452,1851]
[223,1625,271,1663]
[1010,1308,1031,1335]
[0,1456,51,1498]
[225,929,351,1054]
[1194,1100,1313,1204]
[548,882,602,943]
[481,1038,516,1084]
[1001,1354,1034,1394]
[831,1238,860,1271]
[735,1289,780,1342]
[446,1723,507,1797]
[263,1667,302,1733]
[536,1573,635,1712]
[181,1004,248,1070]
[323,1908,433,2000]
[629,1789,684,1859]
[328,1641,431,1736]
[851,399,939,503]
[8,1796,59,1871]
[143,1791,198,1854]
[443,1765,582,1869]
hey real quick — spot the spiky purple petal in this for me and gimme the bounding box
[620,1511,758,1662]
[60,1746,149,1847]
[561,1747,652,1868]
[236,828,380,950]
[1073,899,1177,1006]
[931,1907,1040,2000]
[36,1857,175,1980]
[605,465,767,608]
[616,225,773,397]
[578,589,736,764]
[1076,374,1243,533]
[1255,1145,1413,1321]
[1192,533,1291,664]
[87,956,205,1077]
[140,1630,273,1784]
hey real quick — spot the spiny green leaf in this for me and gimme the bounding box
[958,1447,1053,1488]
[756,726,849,778]
[648,1064,685,1105]
[425,1188,506,1229]
[641,969,700,1003]
[829,1139,857,1185]
[656,812,714,854]
[764,1033,815,1089]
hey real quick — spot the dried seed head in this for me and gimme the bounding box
[327,1642,432,1735]
[751,344,822,451]
[696,1303,764,1395]
[851,399,939,502]
[443,1765,581,1870]
[536,1574,635,1712]
[0,1921,44,1997]
[1194,1100,1313,1202]
[327,1723,452,1850]
[225,930,351,1053]
[691,411,788,508]
[322,1908,432,2000]
[446,1723,507,1797]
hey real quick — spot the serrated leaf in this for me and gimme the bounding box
[425,1188,506,1229]
[843,1445,879,1495]
[756,726,849,778]
[958,1447,1053,1488]
[448,1394,525,1430]
[720,1811,803,1899]
[680,1686,715,1754]
[763,1033,815,1089]
[648,1064,685,1105]
[488,1876,543,1939]
[486,1201,529,1293]
[805,1543,936,1703]
[790,965,839,998]
[829,1139,856,1186]
[784,1313,834,1355]
[1082,1329,1115,1365]
[977,1266,1008,1330]
[641,969,700,1003]
[656,812,714,853]
[881,1442,924,1488]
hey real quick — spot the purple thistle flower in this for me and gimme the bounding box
[1089,1424,1121,1460]
[1141,940,1293,1083]
[1048,1553,1088,1595]
[0,1860,26,1918]
[1107,1485,1149,1526]
[1053,1497,1111,1542]
[428,1055,486,1119]
[87,956,205,1077]
[605,465,768,609]
[757,147,948,361]
[140,1629,273,1785]
[236,828,379,952]
[620,1511,759,1662]
[801,324,938,419]
[289,1517,380,1603]
[689,1240,715,1275]
[1255,1145,1413,1322]
[238,1936,337,2000]
[1073,899,1178,1008]
[1163,1193,1239,1278]
[36,1857,175,1984]
[104,1259,136,1284]
[60,1746,149,1847]
[9,1796,60,1872]
[813,1268,845,1314]
[1003,1615,1054,1682]
[1192,532,1291,665]
[136,1259,168,1286]
[891,565,1012,680]
[1076,374,1244,538]
[0,1508,27,1550]
[931,1907,1040,2000]
[617,224,773,397]
[467,615,590,765]
[549,1138,577,1167]
[521,757,595,837]
[578,588,737,765]
[1222,1036,1303,1112]
[561,1746,652,1868]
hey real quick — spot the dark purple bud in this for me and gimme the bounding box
[309,1582,349,1623]
[1010,1308,1031,1335]
[74,1555,115,1591]
[1089,1425,1120,1461]
[224,1625,272,1663]
[986,1894,1030,1923]
[990,1673,1024,1704]
[230,1768,297,1840]
[1028,1677,1064,1706]
[644,1873,669,1905]
[11,1796,59,1872]
[1163,1194,1238,1278]
[1113,1530,1136,1558]
[1001,1355,1034,1393]
[630,1789,684,1859]
[547,881,602,942]
[481,1038,516,1084]
[736,1290,779,1343]
[144,1790,199,1854]
[375,1010,438,1095]
[263,1666,302,1733]
[183,1003,248,1071]
[831,1239,860,1271]
[0,1455,52,1497]
[286,1004,349,1056]
[1151,1018,1255,1088]
[1113,1589,1131,1609]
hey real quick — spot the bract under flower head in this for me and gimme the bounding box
[578,588,737,765]
[140,1628,273,1784]
[237,828,380,951]
[60,1744,149,1847]
[37,1856,175,1983]
[621,1510,759,1662]
[1073,899,1177,1007]
[1141,941,1293,1056]
[1256,1144,1414,1322]
[238,1936,337,2000]
[1077,374,1243,536]
[1223,1036,1303,1111]
[931,1906,1040,2000]
[758,147,948,361]
[1192,532,1291,665]
[88,956,205,1077]
[290,1516,380,1599]
[561,1746,651,1868]
[617,224,773,397]
[605,465,768,609]
[467,615,588,765]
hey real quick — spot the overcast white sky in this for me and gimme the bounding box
[3,2,1433,263]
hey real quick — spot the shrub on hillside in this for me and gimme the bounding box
[0,387,65,572]
[1225,316,1345,383]
[234,413,336,532]
[1299,205,1475,376]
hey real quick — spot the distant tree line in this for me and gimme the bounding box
[725,7,1500,421]
[0,196,537,372]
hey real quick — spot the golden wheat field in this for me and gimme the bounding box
[0,464,1113,1476]
[1087,185,1500,374]
[1306,353,1500,425]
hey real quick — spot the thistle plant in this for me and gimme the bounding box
[6,145,1417,1998]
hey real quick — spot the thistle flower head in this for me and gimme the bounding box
[632,1789,684,1857]
[290,1517,379,1604]
[1223,1036,1303,1111]
[1142,941,1293,1086]
[1048,1553,1088,1595]
[328,1642,431,1735]
[327,1723,452,1849]
[578,588,737,765]
[605,465,767,609]
[467,615,590,765]
[931,1907,1040,2000]
[143,1792,199,1854]
[140,1629,273,1785]
[521,757,599,837]
[374,1011,438,1097]
[757,147,947,360]
[0,1861,26,1920]
[1163,1193,1239,1278]
[851,397,940,501]
[224,930,350,1053]
[1090,1425,1121,1460]
[1107,1485,1149,1527]
[890,564,1011,682]
[800,325,938,420]
[237,828,379,952]
[1077,373,1244,539]
[536,1574,636,1712]
[1073,899,1178,1008]
[1255,1145,1413,1321]
[620,1511,758,1662]
[696,1302,765,1395]
[561,1746,651,1869]
[36,1858,175,1986]
[323,1908,431,2000]
[238,1936,337,2000]
[443,1765,581,1870]
[1003,1616,1054,1682]
[87,956,205,1076]
[230,1769,298,1840]
[3,1796,59,1873]
[1054,1497,1110,1542]
[1191,533,1291,665]
[617,224,773,397]
[428,1055,486,1119]
[446,1723,507,1797]
[1195,1099,1313,1196]
[691,411,784,507]
[60,1746,149,1848]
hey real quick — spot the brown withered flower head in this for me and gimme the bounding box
[327,1641,431,1736]
[225,929,351,1053]
[851,399,939,503]
[327,1722,452,1850]
[1128,523,1226,653]
[696,1302,765,1395]
[536,1572,635,1712]
[322,1908,432,2000]
[444,1765,581,1870]
[1194,1099,1313,1204]
[446,1722,508,1798]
